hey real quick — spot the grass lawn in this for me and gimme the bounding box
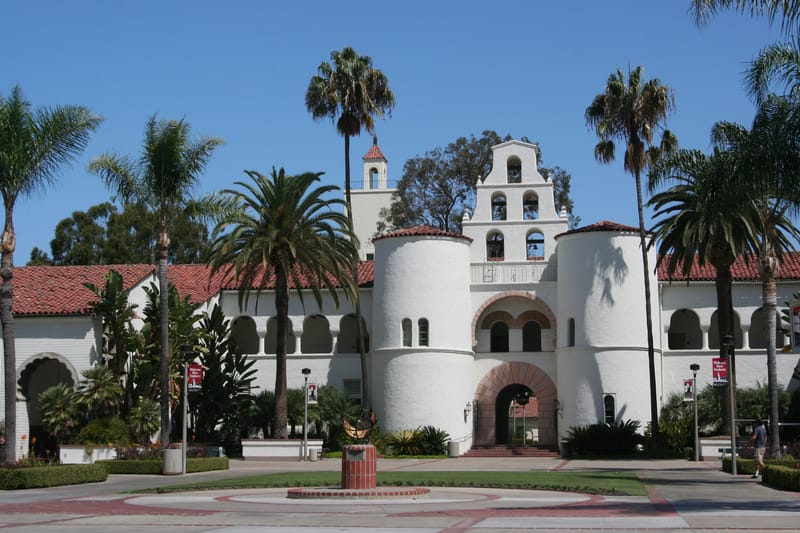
[145,470,645,496]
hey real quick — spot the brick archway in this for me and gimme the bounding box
[473,362,557,447]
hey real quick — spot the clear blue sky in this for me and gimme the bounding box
[1,1,784,263]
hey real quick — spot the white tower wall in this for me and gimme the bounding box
[372,232,474,441]
[555,226,662,439]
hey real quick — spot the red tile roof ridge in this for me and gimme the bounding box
[372,225,473,243]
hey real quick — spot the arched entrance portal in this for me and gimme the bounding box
[474,362,556,447]
[18,353,78,457]
[495,384,536,445]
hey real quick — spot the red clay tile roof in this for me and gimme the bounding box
[215,261,374,290]
[557,220,642,237]
[362,143,387,161]
[657,253,800,282]
[372,225,474,243]
[13,261,375,316]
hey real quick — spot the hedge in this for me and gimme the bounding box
[98,456,229,474]
[721,456,800,491]
[0,464,107,490]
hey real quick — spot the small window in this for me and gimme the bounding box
[487,232,504,260]
[568,318,575,347]
[603,394,616,425]
[490,322,509,352]
[491,194,507,221]
[523,192,539,220]
[526,232,544,260]
[369,167,379,189]
[343,379,362,405]
[418,318,429,346]
[507,156,522,183]
[366,253,374,260]
[402,318,412,347]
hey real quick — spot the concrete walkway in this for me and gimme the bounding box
[0,457,797,532]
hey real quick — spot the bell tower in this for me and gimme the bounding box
[351,136,396,260]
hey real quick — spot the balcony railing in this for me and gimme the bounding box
[471,261,557,284]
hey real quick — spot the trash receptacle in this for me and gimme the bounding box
[309,448,319,461]
[448,440,460,458]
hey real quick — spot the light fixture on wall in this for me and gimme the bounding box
[554,398,562,418]
[464,400,473,421]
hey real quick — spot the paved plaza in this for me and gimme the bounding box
[0,456,798,532]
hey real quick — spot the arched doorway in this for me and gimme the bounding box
[495,384,536,445]
[474,361,556,447]
[18,353,79,457]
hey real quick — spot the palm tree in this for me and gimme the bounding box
[647,146,761,430]
[690,0,800,34]
[306,47,395,410]
[585,66,678,448]
[38,383,80,445]
[78,366,124,419]
[208,168,359,438]
[712,96,800,458]
[745,39,800,104]
[88,116,222,448]
[0,85,102,463]
[84,269,139,414]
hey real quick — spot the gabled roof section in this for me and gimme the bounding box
[657,253,800,282]
[557,220,641,238]
[14,264,154,316]
[362,136,387,162]
[372,225,473,243]
[492,139,538,151]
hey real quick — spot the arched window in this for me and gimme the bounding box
[231,316,259,354]
[603,394,616,424]
[667,309,702,349]
[568,318,575,347]
[490,322,509,352]
[523,192,539,220]
[301,315,332,353]
[522,321,541,352]
[487,232,504,260]
[369,167,379,189]
[491,193,507,221]
[507,156,522,183]
[402,318,412,347]
[709,311,743,349]
[265,317,296,354]
[526,232,544,260]
[339,314,370,353]
[750,307,784,349]
[418,318,429,346]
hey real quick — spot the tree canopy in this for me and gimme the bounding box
[378,130,579,233]
[27,202,211,266]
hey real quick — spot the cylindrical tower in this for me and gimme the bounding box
[555,222,661,440]
[371,226,474,441]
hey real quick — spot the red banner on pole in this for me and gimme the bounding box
[188,363,203,393]
[712,357,728,387]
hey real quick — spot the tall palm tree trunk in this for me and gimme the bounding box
[1,216,16,464]
[158,243,170,448]
[343,134,370,411]
[634,171,660,448]
[714,262,737,432]
[760,252,782,457]
[274,266,289,439]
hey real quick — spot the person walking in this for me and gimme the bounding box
[750,418,768,478]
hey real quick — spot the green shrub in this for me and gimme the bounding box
[0,464,107,489]
[97,456,229,474]
[722,456,797,476]
[564,420,645,456]
[762,464,800,491]
[418,426,450,455]
[75,417,130,447]
[384,429,422,456]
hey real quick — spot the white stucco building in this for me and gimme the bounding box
[3,139,800,457]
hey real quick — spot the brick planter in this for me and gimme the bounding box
[341,444,376,489]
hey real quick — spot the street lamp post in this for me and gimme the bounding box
[302,368,311,462]
[723,336,737,475]
[690,363,700,462]
[180,344,194,476]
